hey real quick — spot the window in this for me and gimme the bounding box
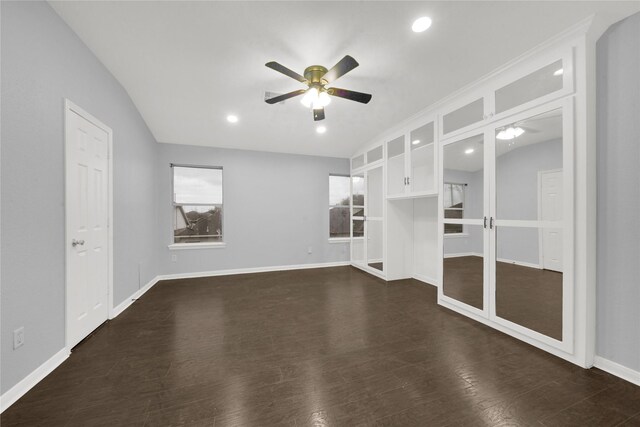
[172,165,223,244]
[329,174,350,238]
[444,182,465,234]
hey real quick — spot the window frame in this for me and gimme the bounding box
[169,164,226,250]
[328,174,351,242]
[443,182,467,236]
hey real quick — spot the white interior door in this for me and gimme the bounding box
[540,170,563,272]
[66,106,110,349]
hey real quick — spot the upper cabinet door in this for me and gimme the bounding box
[492,50,573,121]
[440,95,487,140]
[352,153,365,170]
[409,120,436,194]
[386,134,406,197]
[366,145,383,165]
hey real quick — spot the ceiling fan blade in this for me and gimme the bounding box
[313,108,325,121]
[327,87,372,104]
[265,89,307,104]
[265,61,307,83]
[322,55,359,83]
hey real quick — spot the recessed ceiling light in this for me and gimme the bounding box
[412,16,432,33]
[316,126,327,134]
[465,148,474,154]
[412,139,421,145]
[226,114,238,123]
[554,68,564,76]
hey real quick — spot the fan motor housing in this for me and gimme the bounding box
[304,65,329,85]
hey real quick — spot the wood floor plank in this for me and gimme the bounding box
[1,266,638,427]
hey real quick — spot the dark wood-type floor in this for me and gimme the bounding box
[3,266,639,426]
[444,256,563,340]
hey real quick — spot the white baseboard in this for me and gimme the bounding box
[413,273,438,287]
[594,356,640,386]
[158,261,351,281]
[0,347,69,413]
[110,275,160,319]
[496,257,542,269]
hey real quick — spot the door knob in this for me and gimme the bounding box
[72,239,85,247]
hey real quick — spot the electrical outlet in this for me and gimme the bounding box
[307,246,312,254]
[14,327,24,350]
[171,254,177,262]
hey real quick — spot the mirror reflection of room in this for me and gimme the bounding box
[495,109,563,340]
[442,134,485,310]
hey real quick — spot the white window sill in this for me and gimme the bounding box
[168,242,227,250]
[328,238,351,244]
[444,233,469,239]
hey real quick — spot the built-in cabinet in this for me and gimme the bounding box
[386,119,437,198]
[349,25,595,368]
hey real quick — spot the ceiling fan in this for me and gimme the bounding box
[264,55,372,121]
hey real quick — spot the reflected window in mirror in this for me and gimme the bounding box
[444,182,466,234]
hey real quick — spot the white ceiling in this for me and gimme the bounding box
[49,1,639,158]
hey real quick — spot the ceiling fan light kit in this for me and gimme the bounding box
[264,55,372,121]
[496,125,525,140]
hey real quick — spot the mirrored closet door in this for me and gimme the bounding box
[351,173,365,267]
[351,165,385,274]
[490,102,572,348]
[441,131,489,314]
[367,165,384,271]
[440,100,573,351]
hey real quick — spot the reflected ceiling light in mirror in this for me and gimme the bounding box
[465,148,474,154]
[554,68,564,76]
[316,125,327,134]
[496,126,525,140]
[412,139,420,145]
[226,114,239,123]
[412,16,432,33]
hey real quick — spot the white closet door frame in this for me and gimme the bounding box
[64,99,114,351]
[488,97,575,354]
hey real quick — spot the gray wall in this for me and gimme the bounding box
[596,12,640,372]
[157,144,350,275]
[1,1,159,394]
[444,139,562,266]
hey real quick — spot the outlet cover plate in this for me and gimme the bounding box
[14,327,25,349]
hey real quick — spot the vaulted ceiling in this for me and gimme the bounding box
[50,1,639,158]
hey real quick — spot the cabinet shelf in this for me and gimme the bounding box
[387,190,438,201]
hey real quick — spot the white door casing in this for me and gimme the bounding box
[65,101,112,349]
[540,169,563,272]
